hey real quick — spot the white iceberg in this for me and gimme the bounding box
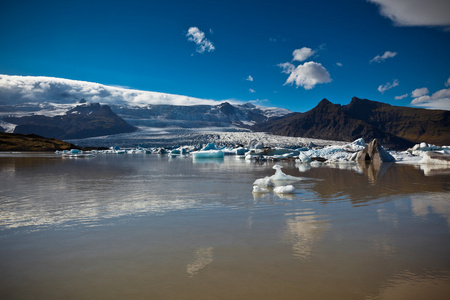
[252,164,301,194]
[270,164,302,183]
[253,176,274,188]
[298,152,312,163]
[273,185,296,194]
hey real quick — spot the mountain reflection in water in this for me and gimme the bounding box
[0,153,449,299]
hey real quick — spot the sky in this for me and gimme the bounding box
[1,0,449,112]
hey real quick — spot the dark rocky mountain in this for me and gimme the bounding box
[4,103,136,139]
[253,97,450,150]
[343,97,449,146]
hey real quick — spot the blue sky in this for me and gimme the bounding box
[1,0,449,112]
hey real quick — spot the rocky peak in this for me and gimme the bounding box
[217,102,236,115]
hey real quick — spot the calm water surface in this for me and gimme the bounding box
[0,153,449,299]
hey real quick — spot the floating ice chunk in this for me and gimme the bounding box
[419,152,450,165]
[245,150,264,160]
[234,147,247,155]
[408,142,450,156]
[248,139,264,150]
[342,138,366,152]
[253,176,274,188]
[298,152,312,163]
[270,164,301,182]
[273,185,296,194]
[170,147,187,155]
[192,150,224,159]
[202,143,218,151]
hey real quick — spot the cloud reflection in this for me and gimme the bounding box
[186,247,214,277]
[283,209,330,260]
[410,193,450,228]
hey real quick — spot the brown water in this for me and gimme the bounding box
[0,153,449,299]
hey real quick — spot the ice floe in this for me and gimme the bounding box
[252,164,301,195]
[54,136,449,169]
[273,185,296,194]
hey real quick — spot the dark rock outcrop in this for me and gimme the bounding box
[356,139,395,164]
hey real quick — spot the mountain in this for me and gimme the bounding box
[0,132,80,151]
[110,101,289,128]
[0,75,291,137]
[3,103,136,139]
[253,97,450,150]
[343,97,449,146]
[0,100,290,140]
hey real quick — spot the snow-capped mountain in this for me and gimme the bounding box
[0,75,291,137]
[110,101,289,128]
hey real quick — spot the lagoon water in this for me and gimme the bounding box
[0,153,449,299]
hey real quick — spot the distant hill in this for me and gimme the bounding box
[253,97,450,150]
[4,103,137,139]
[0,132,79,151]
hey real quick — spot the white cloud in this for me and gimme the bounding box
[378,79,399,93]
[283,62,332,90]
[411,88,450,110]
[277,62,295,74]
[370,51,398,63]
[445,77,450,87]
[186,27,215,53]
[368,0,450,27]
[246,75,254,82]
[394,93,408,100]
[411,87,429,98]
[0,74,223,106]
[249,89,255,93]
[336,62,343,67]
[292,47,315,62]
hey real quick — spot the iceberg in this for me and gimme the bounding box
[273,185,296,194]
[253,176,274,188]
[270,164,302,183]
[192,150,224,159]
[419,152,450,165]
[252,164,301,194]
[170,147,188,156]
[201,143,218,151]
[234,147,247,155]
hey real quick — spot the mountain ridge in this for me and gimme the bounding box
[3,103,137,139]
[253,97,449,150]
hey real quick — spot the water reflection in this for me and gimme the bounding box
[367,270,450,299]
[1,154,449,299]
[300,164,449,206]
[369,234,396,256]
[357,161,393,183]
[186,247,214,277]
[418,164,450,176]
[376,208,399,228]
[410,193,450,228]
[283,209,330,260]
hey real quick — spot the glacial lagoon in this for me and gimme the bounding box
[0,153,449,299]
